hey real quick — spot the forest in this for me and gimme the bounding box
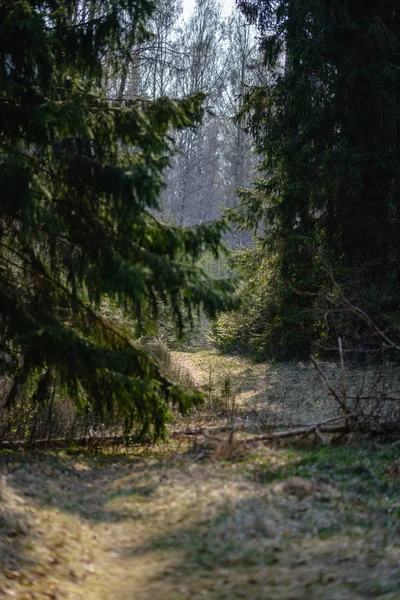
[0,0,400,598]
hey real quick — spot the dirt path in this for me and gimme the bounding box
[1,352,400,599]
[1,445,400,600]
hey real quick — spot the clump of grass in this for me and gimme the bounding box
[204,370,237,417]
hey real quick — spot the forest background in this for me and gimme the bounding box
[1,0,400,440]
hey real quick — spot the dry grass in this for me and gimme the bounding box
[0,442,399,599]
[170,350,400,432]
[0,351,400,599]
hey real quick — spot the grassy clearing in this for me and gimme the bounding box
[170,350,400,430]
[170,350,334,430]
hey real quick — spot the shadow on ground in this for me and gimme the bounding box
[1,443,400,599]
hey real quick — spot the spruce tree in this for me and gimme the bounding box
[0,0,233,438]
[228,0,400,358]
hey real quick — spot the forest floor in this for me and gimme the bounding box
[1,351,400,600]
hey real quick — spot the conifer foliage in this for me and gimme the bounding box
[220,0,400,359]
[0,0,233,438]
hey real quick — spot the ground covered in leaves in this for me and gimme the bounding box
[1,351,400,599]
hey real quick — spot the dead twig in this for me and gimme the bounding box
[338,336,348,417]
[310,355,346,410]
[347,395,400,402]
[303,415,355,427]
[239,422,352,445]
[314,427,328,444]
[328,294,400,352]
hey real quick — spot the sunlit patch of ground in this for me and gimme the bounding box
[1,352,399,598]
[170,350,339,427]
[0,442,399,599]
[170,350,400,429]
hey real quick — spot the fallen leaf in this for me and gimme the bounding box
[4,570,20,580]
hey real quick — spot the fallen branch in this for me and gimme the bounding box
[172,420,351,443]
[303,415,355,427]
[0,434,138,451]
[239,422,353,445]
[172,415,400,449]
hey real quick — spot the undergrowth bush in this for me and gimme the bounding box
[213,248,318,360]
[214,245,400,362]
